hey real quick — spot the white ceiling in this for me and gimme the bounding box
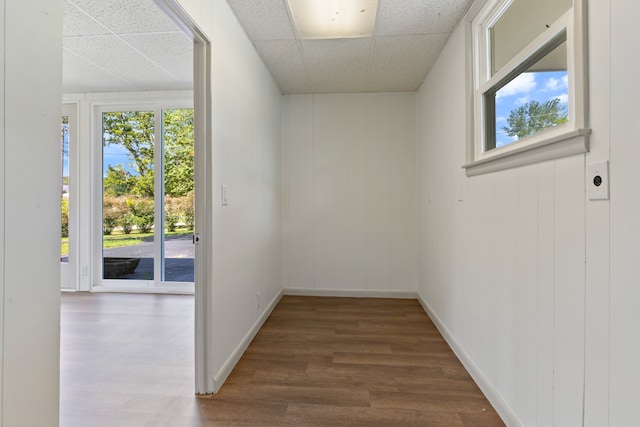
[63,0,193,93]
[62,0,472,94]
[227,0,472,93]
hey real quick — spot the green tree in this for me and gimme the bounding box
[102,111,155,197]
[163,109,194,197]
[103,164,134,197]
[502,98,568,139]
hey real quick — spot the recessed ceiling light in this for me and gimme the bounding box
[287,0,379,40]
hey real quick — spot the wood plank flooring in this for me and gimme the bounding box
[61,293,504,426]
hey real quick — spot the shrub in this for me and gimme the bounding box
[121,213,135,234]
[165,196,181,232]
[61,198,69,238]
[128,197,154,233]
[180,191,195,230]
[103,196,120,235]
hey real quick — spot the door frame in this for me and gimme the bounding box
[91,100,195,294]
[154,0,214,394]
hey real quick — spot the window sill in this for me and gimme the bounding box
[463,128,591,177]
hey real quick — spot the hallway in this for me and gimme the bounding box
[60,293,503,426]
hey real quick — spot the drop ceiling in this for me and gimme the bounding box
[63,0,193,93]
[62,0,472,94]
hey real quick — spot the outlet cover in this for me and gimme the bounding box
[587,160,609,200]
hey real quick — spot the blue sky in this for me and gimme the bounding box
[494,70,568,147]
[103,143,138,175]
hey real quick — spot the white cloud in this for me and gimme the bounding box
[516,95,531,105]
[544,75,568,92]
[562,75,568,86]
[555,93,569,104]
[496,73,536,99]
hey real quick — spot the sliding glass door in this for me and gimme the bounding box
[61,104,77,290]
[98,104,194,290]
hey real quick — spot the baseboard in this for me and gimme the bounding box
[212,289,283,392]
[416,292,523,427]
[282,287,417,299]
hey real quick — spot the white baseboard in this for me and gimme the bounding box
[416,292,522,427]
[212,289,283,392]
[282,287,417,299]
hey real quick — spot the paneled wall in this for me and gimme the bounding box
[415,0,612,425]
[609,0,640,424]
[176,0,283,392]
[282,93,417,295]
[1,0,63,425]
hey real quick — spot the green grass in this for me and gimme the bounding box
[60,228,192,256]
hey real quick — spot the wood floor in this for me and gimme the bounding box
[61,293,504,426]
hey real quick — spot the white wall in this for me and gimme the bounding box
[175,0,283,391]
[609,0,640,425]
[282,93,417,296]
[0,0,62,425]
[415,0,612,425]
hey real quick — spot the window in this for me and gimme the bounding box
[465,0,589,176]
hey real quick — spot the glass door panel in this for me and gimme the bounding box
[61,115,69,263]
[162,109,195,282]
[102,111,155,281]
[61,104,77,290]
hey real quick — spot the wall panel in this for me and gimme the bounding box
[283,92,416,294]
[416,15,591,426]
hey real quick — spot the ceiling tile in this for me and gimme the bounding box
[301,38,372,93]
[69,0,180,34]
[63,48,131,93]
[63,0,111,37]
[64,35,184,91]
[122,33,193,86]
[227,0,296,41]
[367,34,449,92]
[254,40,311,94]
[375,0,471,36]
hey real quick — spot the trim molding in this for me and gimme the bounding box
[463,128,590,176]
[212,289,283,392]
[416,292,523,427]
[282,288,418,299]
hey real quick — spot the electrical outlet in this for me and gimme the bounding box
[587,161,609,200]
[256,291,261,309]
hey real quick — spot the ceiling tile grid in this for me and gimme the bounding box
[226,0,296,41]
[367,34,450,92]
[225,0,473,94]
[68,0,180,35]
[122,33,194,84]
[254,40,312,93]
[63,48,131,93]
[63,1,111,37]
[301,39,372,93]
[63,0,193,93]
[62,0,472,94]
[64,35,187,92]
[374,0,471,35]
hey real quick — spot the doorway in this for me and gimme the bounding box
[96,103,195,292]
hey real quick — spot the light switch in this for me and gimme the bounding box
[221,184,229,206]
[587,161,609,200]
[457,183,464,202]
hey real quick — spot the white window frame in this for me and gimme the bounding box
[92,99,195,294]
[464,0,590,176]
